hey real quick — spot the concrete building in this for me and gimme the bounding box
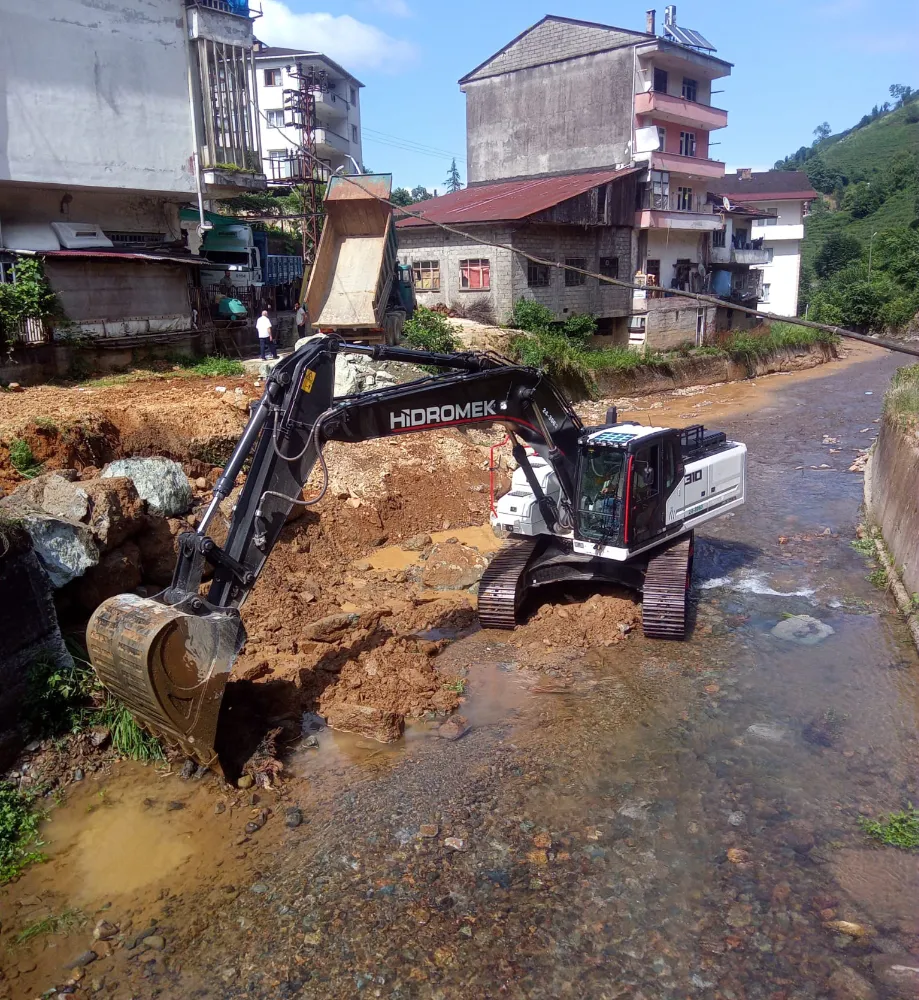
[456,8,746,348]
[396,170,640,332]
[253,44,364,183]
[0,0,265,346]
[715,171,817,318]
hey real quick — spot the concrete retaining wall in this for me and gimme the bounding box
[868,419,919,600]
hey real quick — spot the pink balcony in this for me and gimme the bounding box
[648,150,726,180]
[635,91,728,131]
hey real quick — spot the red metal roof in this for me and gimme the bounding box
[397,168,641,228]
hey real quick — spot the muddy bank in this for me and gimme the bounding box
[594,342,838,398]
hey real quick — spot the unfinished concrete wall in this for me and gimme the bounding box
[643,296,715,351]
[0,0,196,195]
[0,525,73,766]
[464,46,635,183]
[510,226,633,321]
[869,420,919,600]
[397,226,515,323]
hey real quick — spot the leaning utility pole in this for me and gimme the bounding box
[283,62,329,266]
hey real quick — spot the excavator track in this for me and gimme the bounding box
[477,538,541,629]
[641,532,695,640]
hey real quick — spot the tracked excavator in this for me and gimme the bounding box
[86,337,746,768]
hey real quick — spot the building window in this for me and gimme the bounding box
[657,126,667,152]
[412,260,440,291]
[761,284,771,303]
[676,186,693,212]
[264,68,282,87]
[653,67,668,93]
[645,259,661,284]
[527,261,550,287]
[268,148,286,159]
[599,256,619,279]
[564,258,587,286]
[679,131,697,157]
[351,124,358,143]
[460,258,490,290]
[350,85,358,105]
[266,109,285,127]
[682,77,698,102]
[597,184,608,221]
[696,308,705,342]
[712,228,726,248]
[0,258,16,284]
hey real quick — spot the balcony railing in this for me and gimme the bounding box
[315,127,350,154]
[268,154,331,184]
[634,90,728,131]
[186,0,252,16]
[639,190,710,215]
[711,239,772,266]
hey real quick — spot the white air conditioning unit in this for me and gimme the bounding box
[50,222,114,249]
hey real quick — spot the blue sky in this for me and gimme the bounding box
[257,0,919,192]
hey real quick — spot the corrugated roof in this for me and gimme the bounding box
[397,168,641,228]
[716,171,817,201]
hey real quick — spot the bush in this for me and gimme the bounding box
[510,331,596,398]
[0,783,42,884]
[403,306,460,355]
[23,653,97,737]
[884,364,919,427]
[9,438,43,479]
[510,299,554,334]
[185,356,245,377]
[561,312,597,340]
[814,232,862,279]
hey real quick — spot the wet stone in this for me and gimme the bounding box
[285,807,303,829]
[143,935,165,951]
[166,800,184,811]
[67,950,98,969]
[872,955,919,998]
[771,615,835,645]
[827,966,879,1000]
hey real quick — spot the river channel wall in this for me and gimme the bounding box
[593,342,838,398]
[868,418,919,604]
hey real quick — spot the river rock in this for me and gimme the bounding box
[872,956,919,998]
[143,935,166,951]
[324,702,404,743]
[79,478,146,550]
[76,541,142,610]
[771,614,835,645]
[66,950,97,969]
[827,966,878,1000]
[101,457,192,516]
[421,541,488,590]
[402,533,432,552]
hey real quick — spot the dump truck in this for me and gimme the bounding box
[304,174,414,345]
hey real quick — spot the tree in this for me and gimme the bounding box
[842,181,884,219]
[444,159,462,194]
[890,84,914,108]
[804,154,844,195]
[391,187,413,207]
[813,122,832,142]
[814,231,862,279]
[411,185,433,202]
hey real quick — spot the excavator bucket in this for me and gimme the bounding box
[86,594,244,770]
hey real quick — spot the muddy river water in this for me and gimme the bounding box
[3,345,919,999]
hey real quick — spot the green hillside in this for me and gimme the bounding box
[773,89,919,331]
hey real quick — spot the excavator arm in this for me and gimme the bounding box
[87,337,583,769]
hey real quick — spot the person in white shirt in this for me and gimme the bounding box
[255,310,277,360]
[295,300,307,341]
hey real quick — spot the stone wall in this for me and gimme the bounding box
[868,419,919,600]
[0,525,73,767]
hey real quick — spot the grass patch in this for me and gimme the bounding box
[9,438,43,479]
[851,536,877,557]
[95,701,165,763]
[719,324,839,368]
[859,804,919,850]
[15,908,85,944]
[883,364,919,429]
[23,652,97,738]
[0,783,43,884]
[75,354,244,388]
[442,678,466,695]
[868,566,889,588]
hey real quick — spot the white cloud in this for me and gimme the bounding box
[360,0,412,16]
[259,0,416,71]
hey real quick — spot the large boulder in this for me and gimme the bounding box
[323,703,404,743]
[76,541,143,611]
[421,540,489,590]
[0,471,145,553]
[20,514,99,588]
[135,515,185,586]
[101,457,192,516]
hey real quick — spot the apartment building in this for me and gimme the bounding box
[0,0,265,346]
[253,44,364,183]
[716,171,817,318]
[455,8,757,348]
